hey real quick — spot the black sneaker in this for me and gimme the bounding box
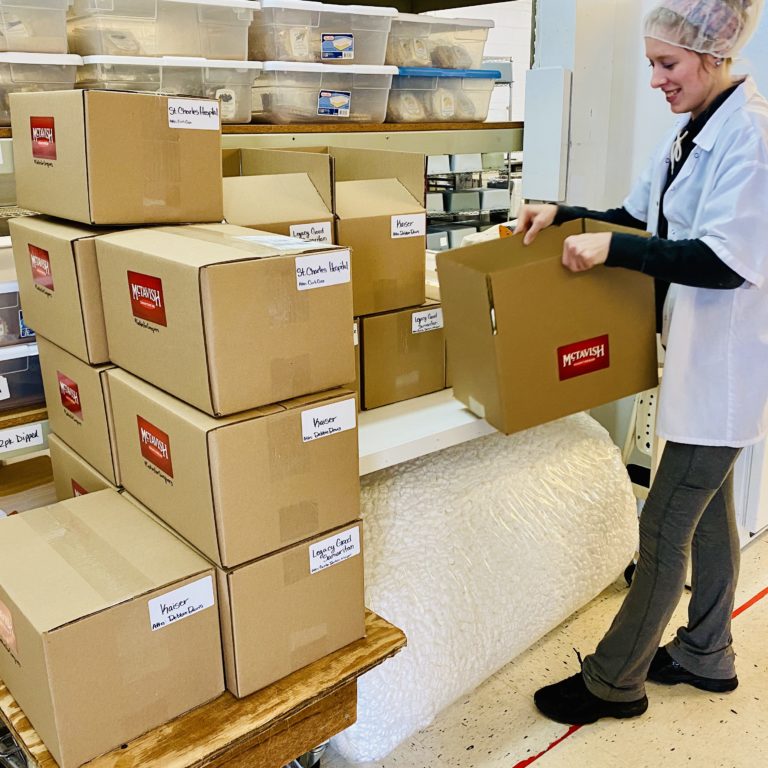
[534,673,649,725]
[647,647,738,692]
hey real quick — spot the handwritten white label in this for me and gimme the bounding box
[148,575,214,631]
[295,250,351,291]
[290,221,332,243]
[412,307,444,334]
[167,99,220,131]
[301,398,356,443]
[0,376,8,401]
[309,526,361,574]
[353,321,359,346]
[0,422,44,453]
[391,213,426,239]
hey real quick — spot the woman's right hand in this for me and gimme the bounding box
[513,203,558,245]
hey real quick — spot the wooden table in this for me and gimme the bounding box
[0,611,405,768]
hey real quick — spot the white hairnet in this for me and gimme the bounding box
[644,0,764,57]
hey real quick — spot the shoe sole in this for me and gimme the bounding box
[534,698,649,725]
[647,674,738,693]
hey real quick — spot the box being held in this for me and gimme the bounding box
[10,89,223,225]
[0,490,224,768]
[437,219,659,434]
[48,432,118,500]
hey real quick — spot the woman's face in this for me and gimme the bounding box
[645,37,723,118]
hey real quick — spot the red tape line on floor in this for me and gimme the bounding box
[511,583,768,767]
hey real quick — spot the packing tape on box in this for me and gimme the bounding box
[143,106,182,213]
[267,416,311,479]
[290,623,330,670]
[279,501,320,545]
[282,546,310,587]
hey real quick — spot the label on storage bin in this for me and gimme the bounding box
[128,271,167,329]
[391,213,426,239]
[289,221,332,244]
[167,99,220,131]
[295,250,350,291]
[57,371,83,421]
[557,334,610,381]
[309,526,360,574]
[29,244,53,292]
[411,307,444,334]
[137,415,174,481]
[0,423,44,453]
[0,376,8,401]
[30,116,56,162]
[0,598,17,660]
[317,90,351,117]
[72,479,88,497]
[321,33,355,60]
[18,310,34,338]
[149,575,215,631]
[301,398,356,443]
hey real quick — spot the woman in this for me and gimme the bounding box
[514,0,768,724]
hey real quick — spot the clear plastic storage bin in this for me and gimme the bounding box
[0,52,80,125]
[78,55,262,122]
[386,13,493,69]
[249,0,396,65]
[0,0,71,53]
[252,61,396,124]
[68,0,255,59]
[0,243,35,347]
[387,67,499,123]
[0,343,44,413]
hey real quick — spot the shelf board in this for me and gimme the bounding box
[0,406,47,432]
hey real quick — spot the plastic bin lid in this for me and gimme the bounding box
[262,61,398,74]
[396,67,501,79]
[166,0,257,8]
[82,55,262,69]
[0,343,38,363]
[258,0,396,15]
[393,12,494,28]
[0,52,82,65]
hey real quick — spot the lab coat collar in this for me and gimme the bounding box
[695,76,755,152]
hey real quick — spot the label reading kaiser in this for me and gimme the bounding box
[128,271,167,327]
[557,334,610,381]
[57,371,83,421]
[137,415,173,479]
[30,116,56,161]
[29,244,53,292]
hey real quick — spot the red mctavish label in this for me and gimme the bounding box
[128,271,167,327]
[29,244,54,291]
[72,480,88,497]
[57,371,83,420]
[137,416,173,478]
[30,116,56,160]
[557,334,610,381]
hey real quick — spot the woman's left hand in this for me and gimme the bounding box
[562,232,612,272]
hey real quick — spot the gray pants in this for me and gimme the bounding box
[582,441,742,702]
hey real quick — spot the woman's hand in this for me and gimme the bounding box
[513,203,558,245]
[562,233,612,272]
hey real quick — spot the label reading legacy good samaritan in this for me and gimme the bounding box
[301,398,356,443]
[29,244,53,292]
[168,99,220,130]
[137,415,174,479]
[148,575,215,631]
[30,116,56,161]
[0,598,18,660]
[309,525,361,575]
[0,422,44,453]
[391,213,426,239]
[412,307,444,334]
[128,271,167,328]
[557,334,610,381]
[57,371,83,421]
[295,250,351,291]
[289,221,332,244]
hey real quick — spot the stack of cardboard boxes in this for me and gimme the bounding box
[1,89,365,768]
[222,145,448,410]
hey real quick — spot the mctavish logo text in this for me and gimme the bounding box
[29,245,53,292]
[557,334,610,381]
[57,371,82,421]
[127,271,167,328]
[30,116,56,162]
[137,415,173,480]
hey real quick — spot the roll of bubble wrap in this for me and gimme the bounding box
[332,412,638,761]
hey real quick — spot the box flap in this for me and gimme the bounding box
[222,148,242,178]
[9,215,112,246]
[0,490,209,634]
[223,174,332,228]
[279,387,355,411]
[336,178,423,219]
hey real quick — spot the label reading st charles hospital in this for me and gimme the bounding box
[148,575,215,631]
[301,398,356,443]
[309,526,360,575]
[295,250,350,291]
[167,99,220,131]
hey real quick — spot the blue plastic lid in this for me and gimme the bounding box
[396,67,501,79]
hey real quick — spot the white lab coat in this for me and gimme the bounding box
[623,77,768,446]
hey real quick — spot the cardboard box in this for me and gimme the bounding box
[347,318,361,410]
[0,490,224,768]
[222,148,335,243]
[108,367,360,567]
[267,146,427,316]
[361,301,446,410]
[437,219,659,434]
[10,90,223,225]
[36,336,119,485]
[8,216,111,364]
[48,433,118,500]
[96,223,355,416]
